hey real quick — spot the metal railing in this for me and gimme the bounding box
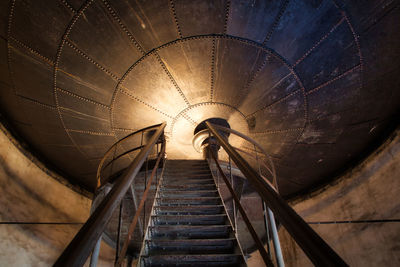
[54,122,166,267]
[205,122,348,267]
[209,150,274,267]
[96,123,165,190]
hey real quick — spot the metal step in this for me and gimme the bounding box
[161,184,216,191]
[141,254,244,267]
[148,225,232,239]
[144,238,236,254]
[164,172,211,178]
[156,197,221,206]
[166,162,208,167]
[154,205,225,215]
[151,214,227,225]
[164,176,213,182]
[138,160,245,267]
[159,190,219,198]
[164,169,210,174]
[162,179,215,185]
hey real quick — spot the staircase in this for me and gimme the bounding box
[138,160,246,266]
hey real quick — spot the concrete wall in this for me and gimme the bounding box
[270,128,400,267]
[1,117,399,266]
[0,125,114,266]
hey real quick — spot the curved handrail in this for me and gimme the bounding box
[195,124,278,189]
[102,145,145,170]
[232,146,273,178]
[231,146,277,191]
[96,123,163,189]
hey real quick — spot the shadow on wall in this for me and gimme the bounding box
[0,127,114,266]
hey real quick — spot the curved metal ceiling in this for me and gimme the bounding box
[0,0,399,196]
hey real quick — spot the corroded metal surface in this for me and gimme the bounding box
[0,0,399,196]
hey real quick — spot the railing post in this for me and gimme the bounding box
[228,156,237,232]
[54,122,166,267]
[268,207,285,267]
[115,202,123,265]
[262,200,272,259]
[255,144,284,266]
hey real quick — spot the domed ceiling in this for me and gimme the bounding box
[0,0,399,196]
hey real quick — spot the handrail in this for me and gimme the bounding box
[54,122,166,267]
[100,141,162,181]
[211,125,277,189]
[195,126,278,189]
[206,122,348,267]
[102,145,145,170]
[231,146,275,187]
[209,148,274,267]
[116,137,166,266]
[96,123,163,189]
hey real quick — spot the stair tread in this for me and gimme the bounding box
[160,190,217,193]
[144,250,236,256]
[159,192,219,198]
[163,180,214,183]
[161,185,216,190]
[146,238,236,243]
[157,197,220,199]
[153,214,226,217]
[149,224,231,229]
[154,205,224,209]
[141,254,242,257]
[140,254,244,266]
[152,214,227,225]
[163,181,215,185]
[155,208,223,214]
[139,160,245,266]
[164,179,214,182]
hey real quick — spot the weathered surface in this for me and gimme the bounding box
[0,126,114,266]
[276,128,400,266]
[0,0,399,197]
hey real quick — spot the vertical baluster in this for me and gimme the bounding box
[254,145,285,267]
[255,144,272,259]
[262,200,272,258]
[140,131,145,241]
[229,156,237,233]
[115,202,123,265]
[144,154,148,239]
[156,142,159,184]
[268,208,285,267]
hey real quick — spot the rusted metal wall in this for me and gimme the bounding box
[0,0,399,197]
